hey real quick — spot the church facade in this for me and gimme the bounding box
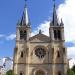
[13,1,68,75]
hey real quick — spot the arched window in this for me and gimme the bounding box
[20,71,24,75]
[20,30,27,40]
[20,72,22,75]
[20,30,24,39]
[58,71,61,75]
[52,48,54,54]
[24,30,27,40]
[54,30,61,40]
[63,48,65,54]
[57,30,61,40]
[54,30,58,40]
[21,51,23,58]
[57,51,60,58]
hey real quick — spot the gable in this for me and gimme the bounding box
[29,33,50,43]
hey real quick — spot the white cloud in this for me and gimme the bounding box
[0,34,5,38]
[67,47,75,58]
[31,20,50,36]
[0,34,16,41]
[58,0,75,41]
[6,34,16,40]
[57,0,75,59]
[69,58,75,68]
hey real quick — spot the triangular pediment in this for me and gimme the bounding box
[29,33,50,43]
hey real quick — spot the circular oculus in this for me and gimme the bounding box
[35,48,46,58]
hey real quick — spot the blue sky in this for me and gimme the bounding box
[0,0,75,58]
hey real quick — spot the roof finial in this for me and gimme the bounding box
[39,30,42,34]
[60,18,64,26]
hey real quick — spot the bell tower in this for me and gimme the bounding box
[49,0,64,41]
[49,0,67,75]
[13,0,31,75]
[16,0,31,41]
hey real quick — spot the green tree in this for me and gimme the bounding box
[67,69,75,75]
[6,70,14,75]
[71,65,75,73]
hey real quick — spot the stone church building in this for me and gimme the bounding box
[13,1,68,75]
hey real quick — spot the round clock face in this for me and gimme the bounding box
[35,48,46,58]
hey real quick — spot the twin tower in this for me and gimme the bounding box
[13,1,68,75]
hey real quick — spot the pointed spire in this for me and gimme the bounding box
[21,0,30,26]
[24,0,30,26]
[52,0,58,26]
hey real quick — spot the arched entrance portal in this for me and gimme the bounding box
[35,70,45,75]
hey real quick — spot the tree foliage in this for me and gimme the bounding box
[6,70,14,75]
[67,65,75,75]
[71,65,75,74]
[67,69,75,75]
